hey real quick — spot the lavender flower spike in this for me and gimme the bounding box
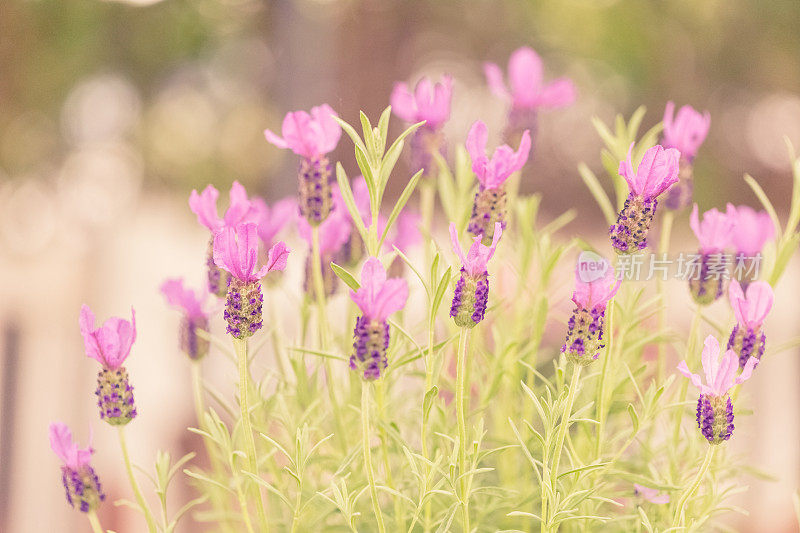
[466,120,530,244]
[80,305,138,425]
[561,254,620,365]
[688,204,735,305]
[609,143,680,254]
[661,102,711,210]
[450,222,502,328]
[50,422,105,513]
[160,278,213,360]
[349,257,409,380]
[727,279,773,369]
[213,223,290,340]
[265,104,342,225]
[677,335,757,445]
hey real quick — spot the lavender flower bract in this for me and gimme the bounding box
[688,204,734,305]
[727,280,773,369]
[661,102,711,210]
[160,278,213,360]
[50,422,105,513]
[450,222,502,328]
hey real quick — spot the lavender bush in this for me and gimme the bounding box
[50,47,800,532]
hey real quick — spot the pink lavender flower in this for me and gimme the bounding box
[562,256,620,365]
[609,144,680,254]
[160,278,213,360]
[252,197,296,248]
[483,46,575,148]
[189,182,258,297]
[450,222,502,328]
[662,102,711,162]
[264,104,341,224]
[213,223,290,339]
[349,257,409,380]
[727,279,773,369]
[633,484,669,505]
[661,103,709,211]
[687,205,735,305]
[465,120,530,243]
[677,335,757,444]
[81,305,138,425]
[726,204,775,257]
[50,422,105,513]
[297,188,352,297]
[391,76,453,176]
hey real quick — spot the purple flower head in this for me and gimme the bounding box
[213,223,290,283]
[690,204,735,254]
[80,305,136,371]
[572,257,620,311]
[49,422,93,471]
[297,188,351,256]
[189,181,257,233]
[677,335,757,396]
[729,279,773,330]
[264,104,341,159]
[466,120,531,189]
[160,278,211,320]
[350,257,409,322]
[484,46,576,110]
[633,484,670,505]
[726,204,776,256]
[252,197,296,248]
[662,102,710,161]
[450,221,502,278]
[618,143,681,200]
[391,75,453,130]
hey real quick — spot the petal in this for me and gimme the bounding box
[735,355,758,385]
[728,279,747,326]
[712,349,739,395]
[310,104,342,155]
[188,185,222,232]
[266,241,290,273]
[662,101,675,139]
[79,305,104,366]
[743,281,774,327]
[508,46,543,108]
[677,360,706,393]
[534,78,576,108]
[223,181,252,226]
[618,143,638,194]
[701,335,721,386]
[466,121,489,170]
[483,62,510,100]
[689,204,701,241]
[449,223,468,268]
[512,129,532,171]
[49,422,75,467]
[264,128,289,150]
[372,278,409,321]
[390,82,417,123]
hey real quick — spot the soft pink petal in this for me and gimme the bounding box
[618,143,639,194]
[728,279,748,327]
[711,349,739,396]
[266,241,290,273]
[508,46,543,108]
[79,305,104,366]
[736,356,758,385]
[677,360,707,394]
[450,223,468,268]
[727,204,776,255]
[483,62,510,100]
[264,128,289,150]
[310,104,342,155]
[390,82,417,123]
[466,121,489,173]
[189,185,223,232]
[701,335,721,387]
[372,278,409,321]
[534,78,576,108]
[223,181,252,227]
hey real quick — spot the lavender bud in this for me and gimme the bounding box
[504,107,538,152]
[609,193,658,254]
[224,279,263,340]
[663,157,694,210]
[206,238,230,298]
[467,186,508,245]
[409,127,446,177]
[95,367,137,425]
[61,465,105,513]
[727,324,766,369]
[688,252,726,305]
[696,393,734,445]
[180,316,210,360]
[450,268,489,328]
[303,255,337,298]
[299,155,333,225]
[561,306,606,365]
[350,316,390,381]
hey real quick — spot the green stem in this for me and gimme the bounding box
[362,382,387,533]
[117,426,158,533]
[551,365,583,488]
[656,211,674,384]
[87,510,104,533]
[594,300,617,459]
[311,225,348,453]
[456,327,471,533]
[421,306,437,532]
[233,338,269,533]
[672,446,716,527]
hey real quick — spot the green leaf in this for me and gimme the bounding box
[330,262,360,290]
[378,168,423,250]
[377,106,391,155]
[423,386,439,421]
[332,115,368,156]
[744,174,782,241]
[335,163,369,245]
[627,403,640,433]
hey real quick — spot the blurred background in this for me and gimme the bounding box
[1,0,800,531]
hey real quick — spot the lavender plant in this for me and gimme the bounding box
[49,46,800,533]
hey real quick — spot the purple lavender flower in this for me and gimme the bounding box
[561,256,620,365]
[80,305,138,425]
[727,279,773,369]
[213,223,290,339]
[450,222,502,328]
[465,121,530,244]
[160,278,213,360]
[687,204,735,305]
[264,104,342,225]
[677,335,757,444]
[50,422,105,512]
[609,144,680,254]
[349,258,408,380]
